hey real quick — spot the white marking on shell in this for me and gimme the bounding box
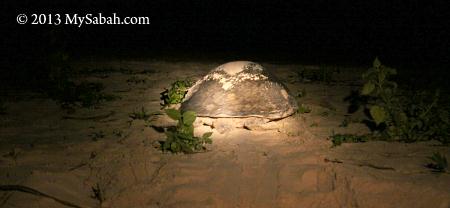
[208,72,268,90]
[281,89,289,100]
[195,61,268,91]
[222,81,233,90]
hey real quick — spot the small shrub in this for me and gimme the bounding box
[359,57,450,143]
[45,52,118,108]
[330,134,369,147]
[113,129,123,137]
[47,74,118,108]
[160,80,193,107]
[297,104,312,114]
[426,152,448,173]
[90,131,105,141]
[129,107,151,120]
[161,109,212,153]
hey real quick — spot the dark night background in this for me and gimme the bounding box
[2,1,450,89]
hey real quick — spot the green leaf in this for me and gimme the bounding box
[194,143,202,151]
[394,112,408,124]
[165,109,181,121]
[180,143,194,153]
[370,106,387,125]
[361,82,375,95]
[204,137,213,144]
[179,124,194,136]
[161,80,193,106]
[171,142,180,152]
[378,70,386,82]
[202,132,213,138]
[164,131,175,139]
[182,111,197,125]
[178,132,194,140]
[162,109,212,154]
[428,152,448,172]
[373,57,381,68]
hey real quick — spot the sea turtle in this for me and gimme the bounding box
[180,61,298,133]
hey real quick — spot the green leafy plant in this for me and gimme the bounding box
[359,57,450,143]
[426,152,448,173]
[44,51,119,109]
[90,131,105,141]
[113,129,123,138]
[160,80,193,107]
[129,107,151,120]
[330,134,369,147]
[360,57,398,126]
[161,109,212,153]
[48,78,118,108]
[297,104,312,114]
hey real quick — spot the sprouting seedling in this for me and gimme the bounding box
[330,134,369,147]
[129,107,151,120]
[297,104,311,114]
[426,152,448,173]
[90,131,105,141]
